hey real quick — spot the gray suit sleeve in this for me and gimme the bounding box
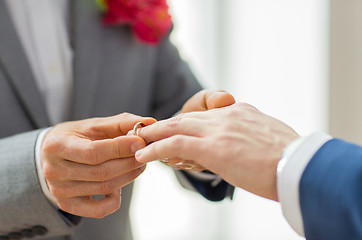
[150,33,203,120]
[0,130,72,237]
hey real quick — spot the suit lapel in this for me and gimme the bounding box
[0,1,50,128]
[70,0,104,120]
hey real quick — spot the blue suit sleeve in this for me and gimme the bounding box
[179,171,234,201]
[300,139,362,240]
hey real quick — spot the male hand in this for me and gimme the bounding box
[135,103,299,201]
[41,113,156,218]
[157,89,235,171]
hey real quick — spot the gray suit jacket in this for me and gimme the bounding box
[0,1,202,239]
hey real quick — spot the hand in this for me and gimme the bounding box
[135,103,299,201]
[159,89,236,171]
[41,113,156,218]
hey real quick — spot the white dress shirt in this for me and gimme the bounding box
[5,0,72,206]
[5,0,72,125]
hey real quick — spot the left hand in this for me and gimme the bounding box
[41,113,156,218]
[135,103,299,201]
[159,90,235,171]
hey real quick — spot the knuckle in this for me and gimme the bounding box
[110,197,121,211]
[87,123,101,134]
[235,102,251,108]
[41,137,59,157]
[226,107,243,118]
[93,211,106,219]
[42,162,58,180]
[120,112,132,118]
[92,165,111,181]
[82,144,100,164]
[225,102,256,119]
[166,115,184,128]
[93,207,108,219]
[126,158,138,171]
[234,102,257,113]
[94,198,120,219]
[170,135,184,148]
[57,200,72,213]
[99,181,114,195]
[119,112,133,121]
[48,185,65,198]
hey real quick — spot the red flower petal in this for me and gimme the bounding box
[133,5,172,44]
[102,0,172,44]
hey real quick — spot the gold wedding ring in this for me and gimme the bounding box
[132,122,145,137]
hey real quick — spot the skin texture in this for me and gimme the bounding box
[41,90,234,218]
[157,90,236,171]
[135,102,300,201]
[41,113,156,218]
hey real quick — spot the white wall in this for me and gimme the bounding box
[131,1,329,239]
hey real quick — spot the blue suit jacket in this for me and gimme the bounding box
[300,139,362,239]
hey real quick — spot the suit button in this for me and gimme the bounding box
[8,232,21,240]
[0,236,9,240]
[31,226,48,236]
[20,229,34,238]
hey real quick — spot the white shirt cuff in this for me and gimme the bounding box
[277,132,332,236]
[35,127,58,207]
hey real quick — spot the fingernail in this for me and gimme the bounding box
[135,149,144,159]
[213,91,227,98]
[131,141,144,153]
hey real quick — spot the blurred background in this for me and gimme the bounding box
[131,0,362,239]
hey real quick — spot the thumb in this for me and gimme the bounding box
[205,90,236,109]
[86,113,157,138]
[181,90,236,113]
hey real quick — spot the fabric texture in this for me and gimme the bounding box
[300,139,362,240]
[277,132,332,236]
[5,0,72,124]
[0,0,232,239]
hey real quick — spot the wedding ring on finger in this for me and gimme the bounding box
[132,122,145,137]
[131,122,202,171]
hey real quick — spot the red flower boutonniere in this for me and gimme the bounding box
[97,0,172,45]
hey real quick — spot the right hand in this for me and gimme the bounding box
[41,113,156,218]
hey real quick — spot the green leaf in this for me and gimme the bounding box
[96,0,108,12]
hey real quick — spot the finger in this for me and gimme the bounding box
[135,135,204,164]
[57,189,121,218]
[45,157,144,182]
[138,116,208,144]
[58,135,147,165]
[85,113,157,139]
[181,90,235,112]
[205,91,236,109]
[49,166,146,198]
